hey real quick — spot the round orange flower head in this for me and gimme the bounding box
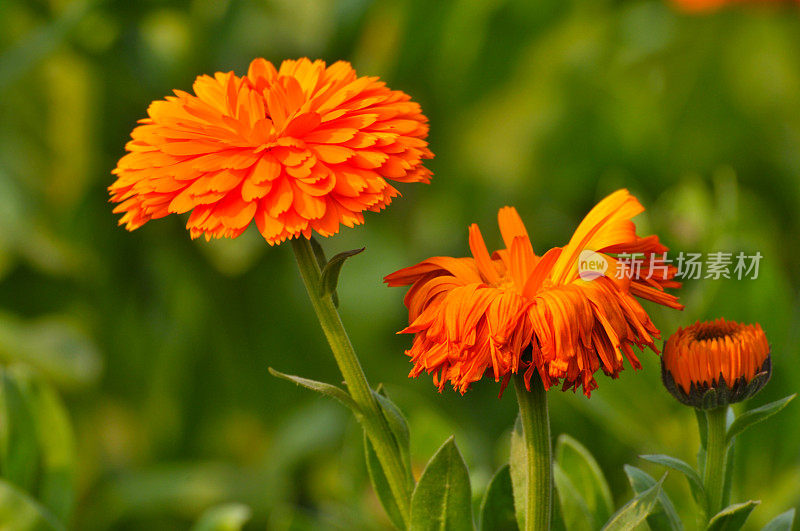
[385,190,683,396]
[110,58,432,244]
[661,319,771,409]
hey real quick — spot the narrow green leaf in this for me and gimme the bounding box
[0,368,39,492]
[640,454,706,510]
[479,465,517,531]
[706,500,759,531]
[696,408,708,476]
[0,478,64,530]
[555,434,614,524]
[372,387,413,485]
[309,237,338,306]
[624,465,683,531]
[721,441,734,509]
[410,436,473,531]
[15,372,75,522]
[726,395,795,446]
[364,434,406,530]
[268,368,360,416]
[318,247,365,301]
[602,474,666,531]
[191,503,251,531]
[509,416,526,531]
[553,463,594,531]
[761,509,795,531]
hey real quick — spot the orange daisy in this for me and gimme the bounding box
[110,58,432,244]
[385,190,683,396]
[661,319,771,408]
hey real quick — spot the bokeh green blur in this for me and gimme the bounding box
[1,0,799,529]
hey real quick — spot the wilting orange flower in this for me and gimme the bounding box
[385,190,683,396]
[110,58,432,244]
[662,318,771,408]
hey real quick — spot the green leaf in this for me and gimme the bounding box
[640,454,706,510]
[479,465,517,531]
[15,372,75,523]
[0,478,64,530]
[309,237,338,307]
[726,395,796,446]
[624,465,683,531]
[721,441,734,509]
[695,408,708,476]
[509,416,526,531]
[555,434,613,525]
[268,368,360,417]
[318,247,365,301]
[373,387,413,485]
[191,503,251,531]
[0,315,102,390]
[553,463,594,531]
[0,368,39,492]
[410,436,473,531]
[706,500,759,531]
[364,434,406,530]
[601,473,666,531]
[761,509,795,531]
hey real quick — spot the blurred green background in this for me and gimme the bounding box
[1,0,799,528]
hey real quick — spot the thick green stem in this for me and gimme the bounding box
[703,406,728,518]
[514,373,552,531]
[291,238,411,525]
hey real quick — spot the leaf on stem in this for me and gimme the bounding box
[372,386,413,485]
[639,454,706,511]
[555,434,613,525]
[0,478,64,530]
[478,465,516,531]
[410,436,473,531]
[624,465,683,531]
[509,416,526,530]
[268,368,360,417]
[318,247,365,304]
[706,500,759,531]
[601,473,666,531]
[364,434,406,531]
[309,237,339,307]
[553,463,594,531]
[761,509,796,531]
[725,395,796,446]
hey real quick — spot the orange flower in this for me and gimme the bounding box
[110,58,432,244]
[385,190,683,396]
[661,319,771,408]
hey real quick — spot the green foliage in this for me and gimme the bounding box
[191,503,250,531]
[624,465,683,531]
[706,500,759,531]
[555,434,613,525]
[602,474,666,531]
[410,437,473,531]
[0,478,64,531]
[640,454,707,511]
[267,368,361,416]
[725,395,796,446]
[478,465,516,531]
[761,509,795,531]
[509,416,526,531]
[318,247,365,304]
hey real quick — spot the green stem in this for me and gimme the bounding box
[703,406,729,518]
[514,373,552,531]
[291,238,412,526]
